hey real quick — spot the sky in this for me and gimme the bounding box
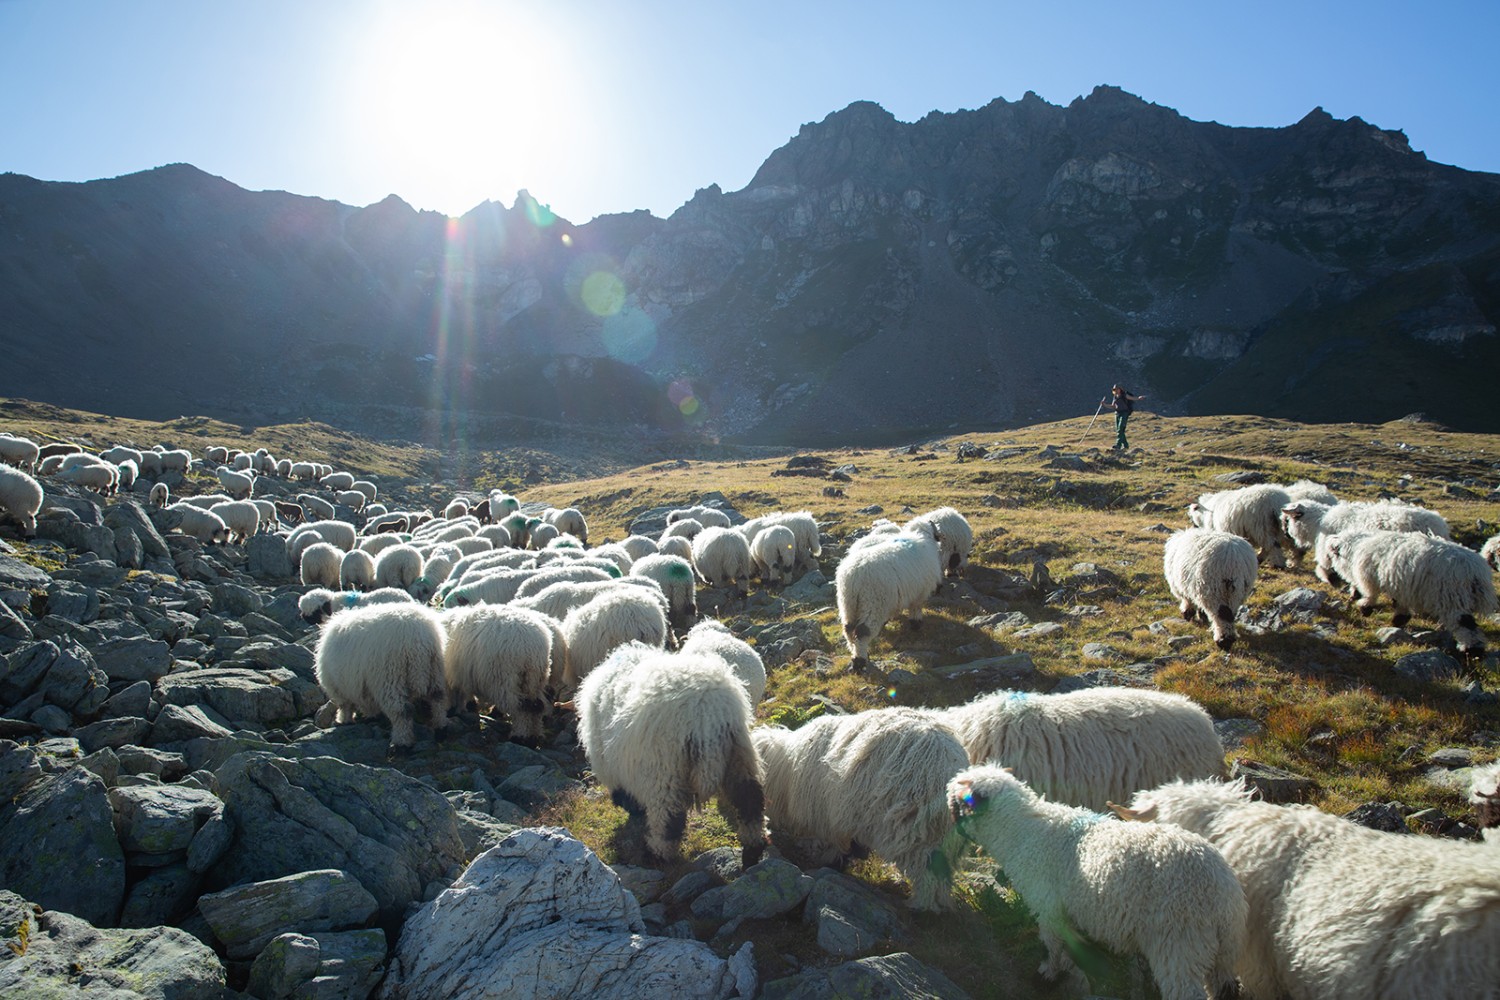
[2,1,1497,224]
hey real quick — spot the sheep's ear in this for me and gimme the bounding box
[1283,507,1303,521]
[1000,766,1013,774]
[553,700,576,713]
[1106,801,1157,822]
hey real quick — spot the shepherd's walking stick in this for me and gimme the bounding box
[1074,399,1107,448]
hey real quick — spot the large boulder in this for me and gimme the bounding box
[155,667,322,727]
[197,869,380,960]
[0,765,125,926]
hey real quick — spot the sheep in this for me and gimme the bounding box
[272,459,290,478]
[1187,483,1294,567]
[115,459,138,492]
[290,519,357,555]
[576,645,765,866]
[440,604,557,745]
[416,515,478,542]
[513,565,614,602]
[691,526,755,592]
[148,482,170,508]
[253,449,277,475]
[541,532,585,554]
[35,443,82,461]
[299,586,416,624]
[678,619,764,703]
[952,766,1246,999]
[669,506,732,530]
[57,461,118,495]
[374,544,425,594]
[211,500,261,544]
[99,445,142,467]
[178,493,232,509]
[268,500,301,527]
[298,493,336,522]
[1317,529,1496,653]
[539,506,586,543]
[1483,534,1500,574]
[754,708,967,910]
[764,511,821,572]
[340,549,377,592]
[1284,479,1337,505]
[488,492,520,519]
[290,461,319,481]
[157,449,191,475]
[1280,499,1452,558]
[629,553,698,628]
[250,499,278,531]
[660,518,703,543]
[136,451,162,478]
[364,503,387,518]
[0,465,43,536]
[835,518,943,671]
[441,568,541,608]
[560,586,669,688]
[747,523,797,587]
[587,542,634,576]
[441,549,536,588]
[36,455,65,476]
[1471,762,1500,842]
[618,534,658,561]
[300,541,344,588]
[1113,778,1500,1000]
[314,602,448,751]
[448,537,493,557]
[214,466,254,500]
[0,436,39,471]
[320,471,356,492]
[525,522,560,549]
[350,480,378,502]
[167,503,228,545]
[499,513,537,548]
[658,534,694,563]
[929,687,1226,811]
[475,524,512,549]
[335,489,367,512]
[1163,527,1259,650]
[513,578,666,623]
[204,446,230,466]
[412,546,460,602]
[443,499,469,520]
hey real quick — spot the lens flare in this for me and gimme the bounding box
[667,379,706,422]
[601,307,658,364]
[887,687,897,699]
[581,271,626,317]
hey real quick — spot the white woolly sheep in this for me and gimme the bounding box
[215,466,254,499]
[1317,529,1496,653]
[525,522,560,549]
[1280,498,1451,558]
[36,455,64,476]
[513,578,665,623]
[1187,483,1294,567]
[448,537,493,558]
[0,436,40,470]
[441,568,541,608]
[750,524,797,586]
[443,499,470,520]
[334,489,366,511]
[908,507,973,578]
[1163,527,1259,650]
[291,519,357,555]
[754,707,967,910]
[0,465,43,536]
[543,506,588,544]
[1471,762,1500,843]
[211,500,261,544]
[204,446,230,466]
[763,511,821,572]
[157,449,191,474]
[1284,479,1337,504]
[669,505,732,530]
[167,503,228,545]
[660,517,703,543]
[441,604,556,745]
[148,482,170,508]
[442,548,535,587]
[678,619,764,703]
[618,535,658,561]
[57,461,118,495]
[178,494,231,509]
[588,543,635,575]
[300,541,344,588]
[560,586,669,688]
[835,518,943,671]
[658,534,694,563]
[351,480,378,502]
[320,471,355,492]
[314,602,448,751]
[340,549,377,592]
[577,645,765,866]
[99,445,142,467]
[358,533,405,558]
[1115,778,1500,999]
[298,493,336,522]
[476,524,512,549]
[250,499,277,531]
[231,452,253,471]
[289,461,318,481]
[930,687,1226,811]
[363,502,387,518]
[299,586,415,624]
[115,459,138,492]
[691,526,755,592]
[374,544,425,594]
[136,451,162,477]
[953,766,1246,999]
[629,553,697,627]
[1482,534,1500,574]
[513,565,614,602]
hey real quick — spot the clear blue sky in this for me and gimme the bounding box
[2,1,1495,223]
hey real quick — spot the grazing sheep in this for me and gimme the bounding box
[475,524,512,549]
[1481,534,1500,573]
[588,543,635,576]
[320,471,356,492]
[1284,479,1337,504]
[148,482,170,508]
[629,553,698,628]
[618,535,658,561]
[36,443,82,461]
[441,568,540,608]
[335,489,367,512]
[314,602,448,751]
[1317,529,1496,653]
[204,446,230,466]
[167,503,228,545]
[1187,483,1294,567]
[358,533,405,558]
[1114,779,1500,1000]
[441,604,556,745]
[678,619,764,703]
[754,708,967,910]
[298,493,336,522]
[658,534,694,563]
[340,549,377,592]
[137,451,162,478]
[543,507,588,545]
[525,522,560,550]
[0,435,40,470]
[299,586,415,624]
[363,503,387,518]
[1281,499,1452,558]
[691,526,755,592]
[560,586,669,688]
[269,499,302,527]
[443,499,470,520]
[157,449,191,475]
[660,518,703,543]
[835,518,943,671]
[750,524,797,586]
[57,461,118,495]
[908,507,973,578]
[215,466,254,499]
[577,645,765,866]
[0,465,43,536]
[513,565,614,601]
[441,549,536,588]
[211,500,261,544]
[764,511,822,572]
[36,455,65,476]
[1163,527,1259,650]
[290,461,318,481]
[669,506,732,530]
[100,445,142,468]
[448,537,493,558]
[374,544,425,593]
[953,766,1246,1000]
[930,687,1225,811]
[300,542,344,588]
[290,519,357,554]
[231,452,254,471]
[351,479,378,502]
[487,492,520,520]
[249,500,277,531]
[513,578,665,623]
[114,459,138,492]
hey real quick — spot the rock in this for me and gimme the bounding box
[1012,621,1064,639]
[116,745,188,781]
[210,752,465,924]
[0,766,125,926]
[1214,470,1266,485]
[0,740,43,801]
[1375,626,1415,646]
[804,870,906,958]
[199,868,380,960]
[1429,747,1475,768]
[930,653,1036,684]
[113,526,144,569]
[1051,668,1150,693]
[377,827,743,1000]
[0,599,29,641]
[105,502,173,560]
[762,952,971,1000]
[1230,759,1316,803]
[152,703,236,743]
[782,569,834,605]
[30,702,71,733]
[1080,642,1124,660]
[108,782,222,855]
[968,611,1030,631]
[0,552,51,589]
[1213,718,1265,750]
[1343,802,1409,833]
[119,862,200,928]
[156,667,319,726]
[247,932,324,1000]
[1393,649,1464,683]
[213,581,265,616]
[38,638,111,715]
[496,764,583,810]
[91,635,173,683]
[187,810,236,874]
[0,891,230,999]
[691,858,814,923]
[300,928,389,1000]
[100,678,154,719]
[75,715,153,752]
[247,534,294,580]
[612,865,667,906]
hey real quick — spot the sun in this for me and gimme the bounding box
[346,1,584,215]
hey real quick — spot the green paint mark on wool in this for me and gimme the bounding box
[666,563,692,581]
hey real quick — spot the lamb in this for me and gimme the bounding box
[320,471,356,492]
[0,435,40,470]
[629,553,698,628]
[0,465,43,536]
[835,518,943,671]
[754,708,967,910]
[691,526,755,592]
[215,466,254,500]
[298,494,336,522]
[543,507,588,544]
[1163,527,1259,650]
[299,586,415,624]
[576,645,765,866]
[440,604,557,745]
[1113,778,1500,999]
[1280,499,1452,558]
[952,766,1246,999]
[374,544,425,594]
[560,586,669,688]
[908,507,973,578]
[211,499,261,544]
[300,541,345,588]
[314,602,448,751]
[929,687,1226,811]
[167,503,228,545]
[750,524,797,585]
[148,482,170,508]
[271,499,303,526]
[340,549,377,592]
[1316,529,1496,653]
[678,619,764,703]
[1187,483,1294,567]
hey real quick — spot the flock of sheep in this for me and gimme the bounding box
[3,429,1500,999]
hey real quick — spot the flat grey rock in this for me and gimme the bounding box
[198,868,379,959]
[763,952,971,1000]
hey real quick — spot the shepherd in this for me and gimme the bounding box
[1103,385,1144,451]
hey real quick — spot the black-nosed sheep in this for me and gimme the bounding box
[298,586,415,625]
[148,482,170,508]
[1163,526,1259,650]
[678,619,764,704]
[440,604,557,746]
[560,586,669,688]
[750,524,797,586]
[340,549,377,592]
[300,541,344,588]
[908,507,972,578]
[0,435,41,470]
[835,518,943,671]
[314,602,448,751]
[211,500,260,544]
[374,544,425,594]
[1281,499,1451,558]
[543,506,588,545]
[629,553,698,628]
[691,526,755,593]
[167,503,228,545]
